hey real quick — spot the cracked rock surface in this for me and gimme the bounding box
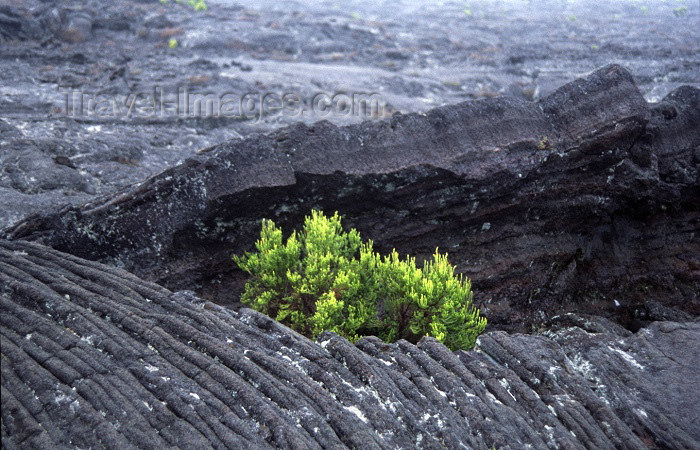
[2,239,698,449]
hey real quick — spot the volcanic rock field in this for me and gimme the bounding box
[1,0,699,448]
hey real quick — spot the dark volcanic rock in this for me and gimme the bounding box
[2,0,698,231]
[5,65,699,333]
[2,239,698,449]
[0,5,44,42]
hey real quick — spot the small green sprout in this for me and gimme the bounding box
[537,136,552,150]
[673,6,687,16]
[161,0,207,11]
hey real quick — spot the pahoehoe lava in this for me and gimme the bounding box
[1,239,698,448]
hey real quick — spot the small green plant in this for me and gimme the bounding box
[189,0,207,11]
[673,6,687,17]
[234,211,487,350]
[537,136,552,150]
[161,0,207,11]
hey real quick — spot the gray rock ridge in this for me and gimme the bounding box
[4,64,699,333]
[2,239,698,449]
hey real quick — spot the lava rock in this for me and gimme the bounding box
[1,239,698,449]
[0,6,43,42]
[1,145,96,195]
[46,7,94,43]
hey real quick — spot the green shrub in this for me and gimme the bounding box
[234,211,487,350]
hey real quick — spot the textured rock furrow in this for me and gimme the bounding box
[2,239,699,449]
[551,324,700,449]
[392,342,484,445]
[477,332,644,449]
[2,249,243,448]
[1,327,133,448]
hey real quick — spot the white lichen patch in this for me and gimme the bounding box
[568,354,593,377]
[344,405,368,423]
[341,379,356,390]
[54,391,72,406]
[485,391,502,405]
[471,201,479,214]
[277,346,311,376]
[339,379,398,414]
[370,386,398,413]
[421,412,445,428]
[428,376,449,399]
[608,346,643,370]
[499,379,517,402]
[144,364,159,373]
[543,424,555,442]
